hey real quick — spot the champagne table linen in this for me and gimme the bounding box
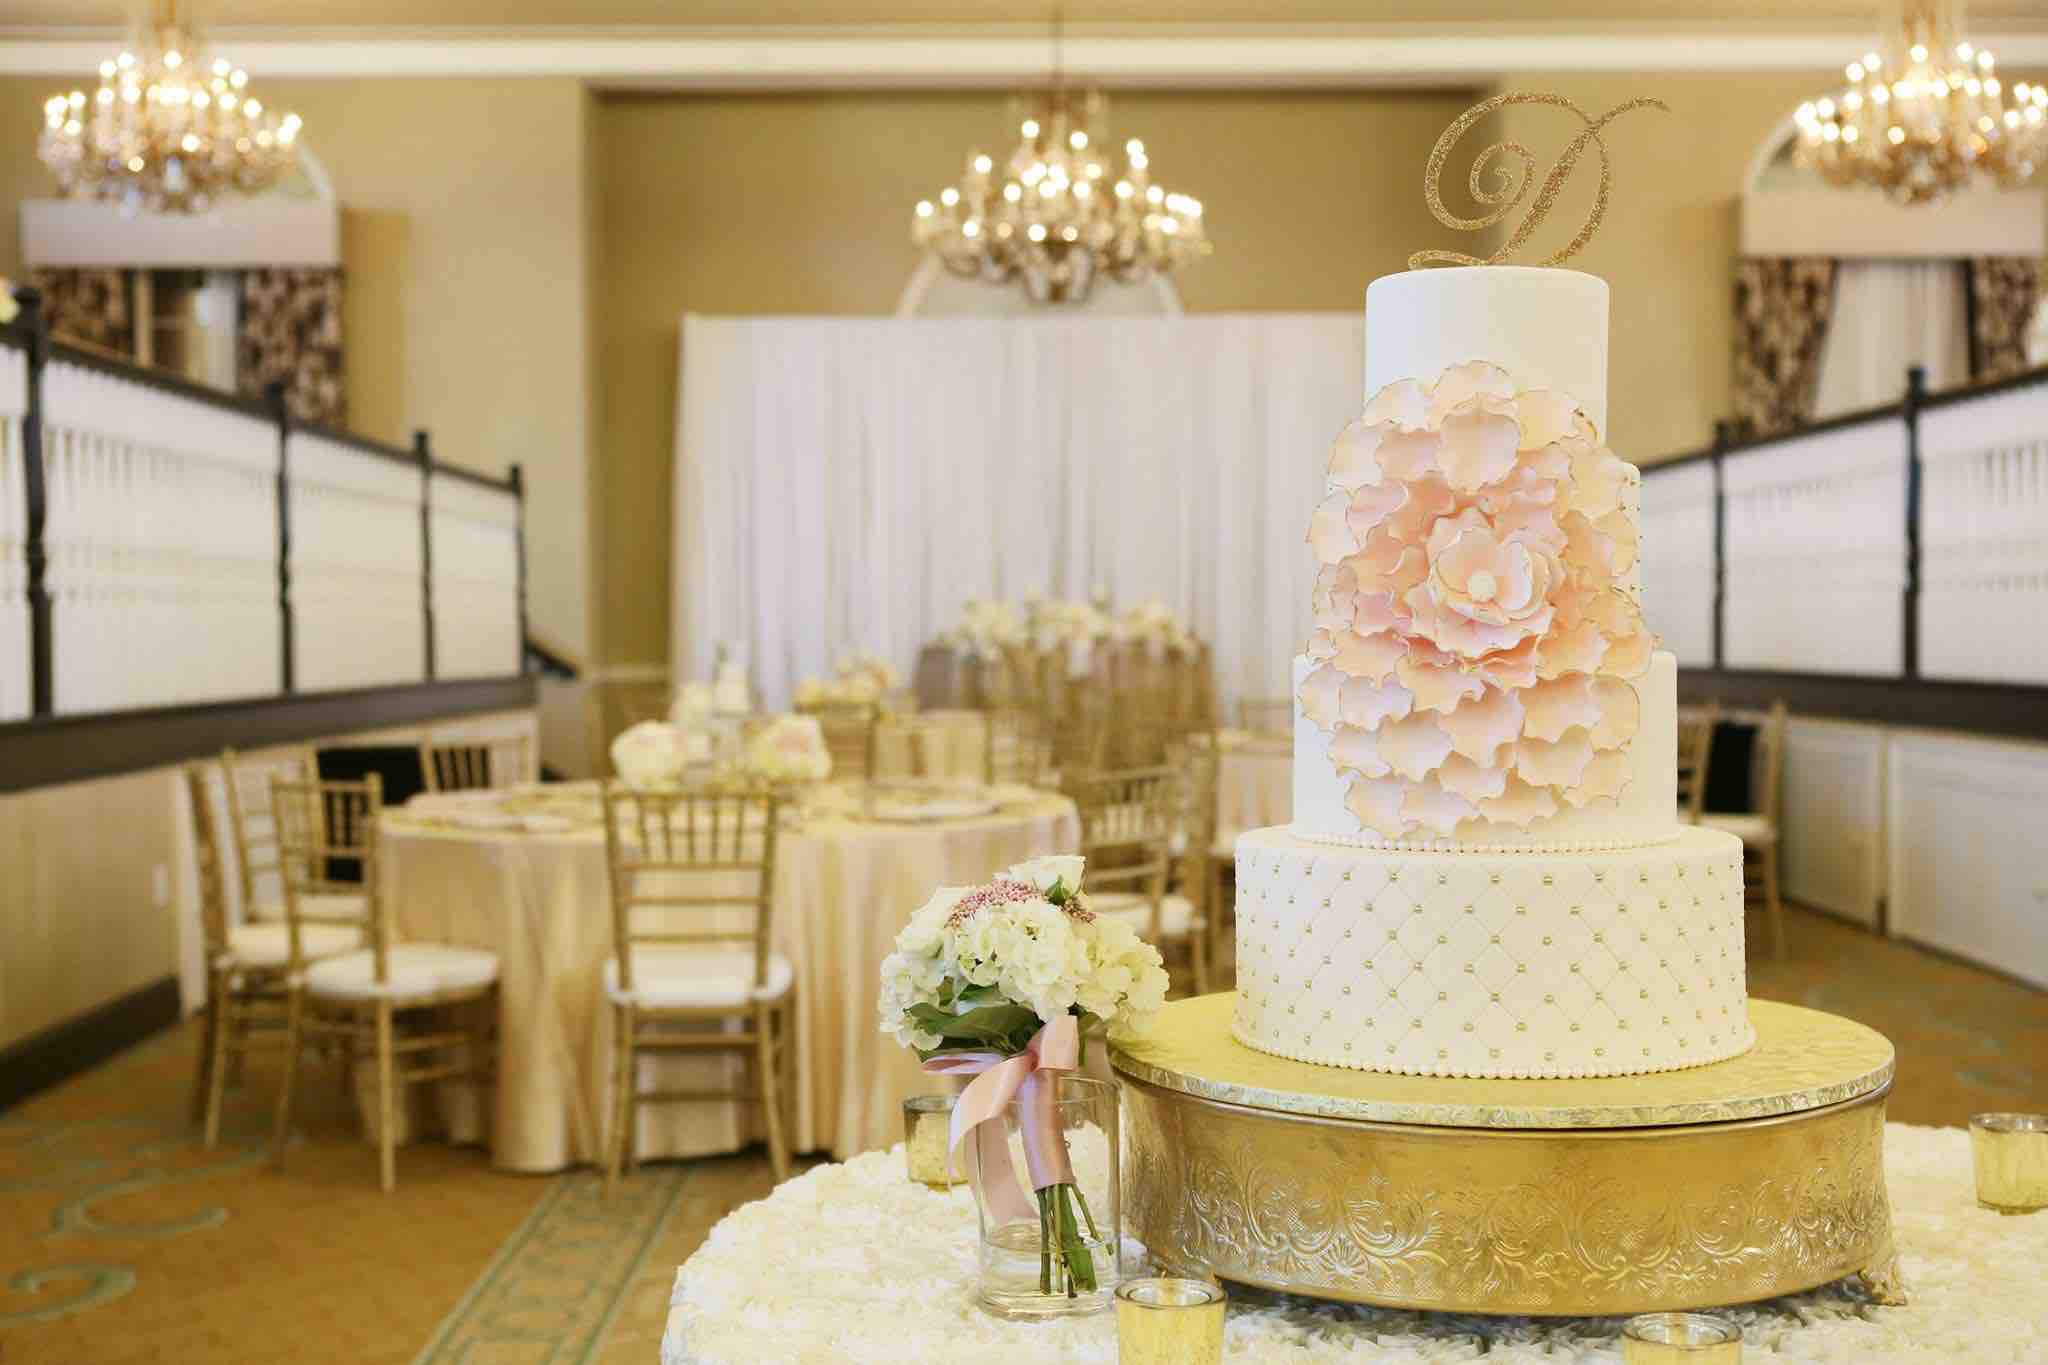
[1216,729,1291,834]
[872,709,986,781]
[662,1123,2044,1363]
[377,783,1077,1171]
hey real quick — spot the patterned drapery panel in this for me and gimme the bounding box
[1733,258,1838,439]
[237,267,344,427]
[1966,257,2044,383]
[29,268,133,355]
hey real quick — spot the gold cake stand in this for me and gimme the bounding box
[1110,994,1904,1316]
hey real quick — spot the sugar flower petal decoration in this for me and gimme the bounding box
[1299,663,1345,729]
[1376,712,1456,782]
[1329,725,1391,779]
[1564,749,1631,806]
[1435,751,1510,803]
[1477,777,1560,826]
[1520,675,1601,743]
[1395,651,1486,714]
[1404,778,1476,836]
[1438,686,1525,763]
[1345,779,1409,838]
[1334,629,1407,683]
[1514,732,1595,789]
[1361,377,1430,430]
[1340,676,1415,729]
[1436,406,1523,492]
[1327,418,1387,489]
[1297,361,1649,839]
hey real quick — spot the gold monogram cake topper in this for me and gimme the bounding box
[1409,92,1668,270]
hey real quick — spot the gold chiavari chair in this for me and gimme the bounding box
[420,729,535,793]
[1066,764,1207,993]
[1237,697,1294,739]
[270,774,500,1192]
[983,707,1056,787]
[599,781,794,1190]
[800,700,880,782]
[222,745,338,922]
[1675,702,1718,825]
[185,764,362,1148]
[1696,701,1789,962]
[1173,734,1227,993]
[587,676,676,774]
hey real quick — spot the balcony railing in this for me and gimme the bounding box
[1640,363,2048,737]
[0,286,525,725]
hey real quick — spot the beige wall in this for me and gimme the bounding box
[592,89,1486,669]
[0,77,595,663]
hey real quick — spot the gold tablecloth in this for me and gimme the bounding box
[1217,729,1291,835]
[378,782,1077,1171]
[872,709,986,781]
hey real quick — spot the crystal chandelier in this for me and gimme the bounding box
[39,0,302,216]
[912,87,1209,304]
[1794,0,2045,205]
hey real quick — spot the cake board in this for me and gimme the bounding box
[1110,994,1904,1317]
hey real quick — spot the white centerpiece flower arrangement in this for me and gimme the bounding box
[609,720,713,788]
[794,654,899,708]
[741,713,833,784]
[878,855,1167,1299]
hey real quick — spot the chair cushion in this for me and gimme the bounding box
[220,922,361,971]
[304,944,500,1001]
[604,947,794,1009]
[248,891,365,923]
[1697,813,1778,847]
[1091,892,1198,941]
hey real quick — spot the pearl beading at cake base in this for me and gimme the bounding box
[1232,824,1753,1080]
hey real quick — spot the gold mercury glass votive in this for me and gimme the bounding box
[902,1094,961,1187]
[1971,1112,2048,1214]
[1115,1277,1226,1365]
[1621,1313,1742,1364]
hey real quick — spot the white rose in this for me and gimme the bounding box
[1002,855,1085,896]
[669,682,715,725]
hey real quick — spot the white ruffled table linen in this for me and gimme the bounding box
[1217,729,1292,835]
[872,709,987,781]
[378,782,1077,1171]
[662,1123,2048,1364]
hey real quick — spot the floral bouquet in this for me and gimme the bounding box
[739,713,833,784]
[878,856,1167,1300]
[1111,599,1196,653]
[949,598,1027,660]
[610,719,713,788]
[794,654,899,708]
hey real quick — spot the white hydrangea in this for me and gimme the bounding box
[875,857,1170,1055]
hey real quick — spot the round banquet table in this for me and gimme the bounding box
[661,1122,2046,1363]
[872,708,987,782]
[1216,728,1291,835]
[378,780,1077,1172]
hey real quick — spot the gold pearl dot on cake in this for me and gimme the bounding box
[1437,990,1447,1001]
[1463,963,1475,974]
[1542,935,1553,945]
[1462,1022,1473,1032]
[1515,1022,1527,1032]
[1544,993,1555,1004]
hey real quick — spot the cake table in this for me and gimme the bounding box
[1111,993,1903,1317]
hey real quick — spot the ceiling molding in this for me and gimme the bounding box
[4,25,2047,86]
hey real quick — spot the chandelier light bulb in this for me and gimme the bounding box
[973,154,993,174]
[1021,118,1039,138]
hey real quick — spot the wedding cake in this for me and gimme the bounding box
[1233,265,1753,1079]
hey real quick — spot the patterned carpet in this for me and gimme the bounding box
[0,903,2040,1363]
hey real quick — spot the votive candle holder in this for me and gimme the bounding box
[1971,1112,2048,1214]
[1621,1313,1741,1363]
[902,1094,961,1188]
[1115,1277,1225,1365]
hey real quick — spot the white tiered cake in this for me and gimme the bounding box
[1233,266,1754,1080]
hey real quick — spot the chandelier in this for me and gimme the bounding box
[912,87,1209,304]
[39,0,301,216]
[1794,0,2045,205]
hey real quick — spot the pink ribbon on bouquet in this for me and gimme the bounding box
[921,1015,1079,1224]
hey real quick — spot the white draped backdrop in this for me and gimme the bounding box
[672,314,1362,711]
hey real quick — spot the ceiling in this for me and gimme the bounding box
[8,1,2045,31]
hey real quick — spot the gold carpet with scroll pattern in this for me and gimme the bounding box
[1,904,2042,1364]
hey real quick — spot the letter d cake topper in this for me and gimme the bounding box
[1409,91,1667,270]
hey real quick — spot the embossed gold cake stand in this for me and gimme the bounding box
[1111,995,1903,1316]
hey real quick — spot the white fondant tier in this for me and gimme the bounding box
[1232,824,1753,1079]
[1292,650,1680,851]
[1367,267,1610,436]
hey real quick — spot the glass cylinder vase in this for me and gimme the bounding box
[968,1073,1119,1320]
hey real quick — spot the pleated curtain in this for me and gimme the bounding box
[672,314,1363,713]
